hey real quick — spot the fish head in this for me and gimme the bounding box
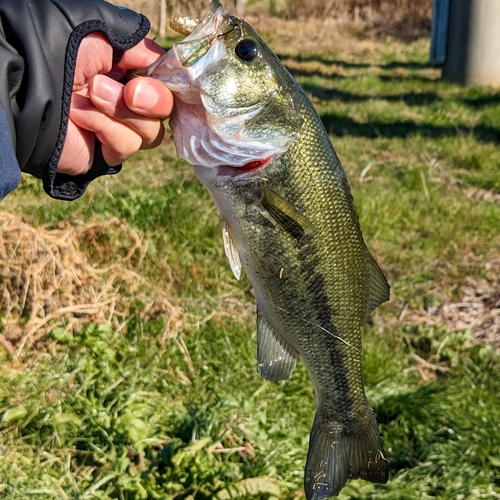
[148,0,301,170]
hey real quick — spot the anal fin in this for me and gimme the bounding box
[257,311,297,381]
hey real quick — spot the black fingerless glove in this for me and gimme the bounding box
[0,0,150,200]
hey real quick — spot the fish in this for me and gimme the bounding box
[145,1,390,498]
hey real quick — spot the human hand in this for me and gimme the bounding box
[58,33,173,175]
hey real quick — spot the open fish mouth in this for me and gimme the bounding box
[146,0,301,170]
[216,155,274,179]
[171,2,240,67]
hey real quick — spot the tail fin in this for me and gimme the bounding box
[304,412,388,499]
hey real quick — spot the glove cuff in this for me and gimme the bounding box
[43,14,150,200]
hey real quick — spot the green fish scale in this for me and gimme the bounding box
[161,2,389,494]
[240,86,373,430]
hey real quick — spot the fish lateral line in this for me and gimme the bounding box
[274,305,359,351]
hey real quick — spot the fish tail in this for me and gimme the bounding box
[304,411,389,499]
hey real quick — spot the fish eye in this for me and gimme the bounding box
[235,39,258,61]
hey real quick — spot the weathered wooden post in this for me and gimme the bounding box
[234,0,248,18]
[159,0,167,38]
[431,0,500,87]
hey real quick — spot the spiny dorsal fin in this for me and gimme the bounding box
[257,311,298,381]
[366,251,390,318]
[222,219,242,280]
[259,185,314,241]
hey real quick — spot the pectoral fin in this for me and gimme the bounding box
[259,185,314,241]
[366,251,390,318]
[222,219,242,280]
[257,311,297,381]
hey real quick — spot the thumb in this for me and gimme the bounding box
[123,77,174,118]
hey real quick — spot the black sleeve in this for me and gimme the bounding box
[0,0,151,200]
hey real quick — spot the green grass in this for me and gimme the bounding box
[1,35,500,499]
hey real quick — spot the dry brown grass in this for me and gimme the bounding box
[254,0,432,42]
[0,212,182,359]
[442,274,500,348]
[399,256,500,350]
[113,0,432,42]
[115,0,209,34]
[288,0,429,22]
[349,1,430,41]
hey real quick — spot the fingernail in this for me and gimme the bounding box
[132,81,159,111]
[93,75,122,103]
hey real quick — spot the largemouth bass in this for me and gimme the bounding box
[146,2,390,497]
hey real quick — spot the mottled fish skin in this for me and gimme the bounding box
[148,2,390,498]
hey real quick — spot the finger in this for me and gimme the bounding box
[89,75,166,148]
[58,119,94,175]
[116,38,166,70]
[70,94,143,166]
[73,33,113,91]
[123,77,174,118]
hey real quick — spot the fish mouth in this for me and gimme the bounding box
[172,0,240,67]
[156,0,301,173]
[216,156,274,178]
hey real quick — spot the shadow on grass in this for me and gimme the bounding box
[289,56,500,109]
[462,95,500,108]
[279,53,432,71]
[306,84,500,109]
[302,85,442,107]
[302,81,500,109]
[288,67,438,85]
[320,112,500,142]
[373,383,448,472]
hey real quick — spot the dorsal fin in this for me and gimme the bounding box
[257,311,297,381]
[366,251,390,318]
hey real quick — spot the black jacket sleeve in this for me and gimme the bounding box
[0,0,150,200]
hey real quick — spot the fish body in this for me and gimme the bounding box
[148,2,390,498]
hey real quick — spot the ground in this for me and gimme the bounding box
[1,12,499,500]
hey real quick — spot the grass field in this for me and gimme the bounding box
[1,26,500,500]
